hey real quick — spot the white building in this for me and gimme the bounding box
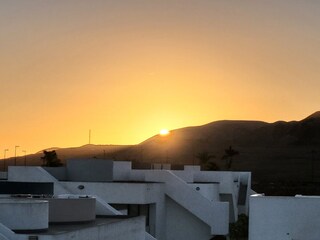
[0,182,147,240]
[1,159,252,240]
[249,194,320,240]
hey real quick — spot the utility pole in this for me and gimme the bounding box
[14,146,19,166]
[89,129,91,144]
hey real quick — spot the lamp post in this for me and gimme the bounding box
[22,150,27,166]
[14,146,20,166]
[3,149,8,171]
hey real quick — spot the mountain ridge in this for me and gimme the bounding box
[5,111,320,184]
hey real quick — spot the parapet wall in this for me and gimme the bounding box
[48,197,96,223]
[67,159,113,182]
[0,199,48,231]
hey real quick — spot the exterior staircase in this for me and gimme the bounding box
[145,170,229,235]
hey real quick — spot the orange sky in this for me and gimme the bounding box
[1,0,320,155]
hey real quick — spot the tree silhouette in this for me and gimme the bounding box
[223,146,239,170]
[41,150,63,167]
[196,151,219,170]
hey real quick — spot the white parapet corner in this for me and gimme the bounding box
[145,232,157,240]
[0,223,17,240]
[94,195,123,215]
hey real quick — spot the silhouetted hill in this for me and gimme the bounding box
[5,112,320,188]
[115,112,320,183]
[4,144,131,168]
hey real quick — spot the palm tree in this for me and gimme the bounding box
[223,146,239,170]
[196,151,219,170]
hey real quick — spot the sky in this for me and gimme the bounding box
[1,0,320,155]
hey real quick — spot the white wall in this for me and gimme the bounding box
[1,216,146,240]
[61,182,164,204]
[189,183,220,202]
[184,165,201,172]
[145,170,229,235]
[165,196,212,240]
[113,161,131,181]
[48,198,95,223]
[42,216,146,240]
[0,199,48,231]
[249,195,320,240]
[67,159,113,182]
[61,181,166,240]
[43,167,67,181]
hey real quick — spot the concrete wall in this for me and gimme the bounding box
[165,196,212,240]
[48,197,95,223]
[0,223,16,240]
[4,216,146,240]
[184,165,201,171]
[8,167,73,195]
[113,161,131,181]
[61,182,163,204]
[67,159,113,182]
[171,170,194,183]
[189,183,220,202]
[249,195,320,240]
[145,170,229,235]
[0,199,48,231]
[43,167,67,181]
[61,181,166,240]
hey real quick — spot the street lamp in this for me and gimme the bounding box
[14,146,20,166]
[22,150,27,166]
[3,149,8,171]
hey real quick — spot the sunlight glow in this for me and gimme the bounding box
[160,129,170,136]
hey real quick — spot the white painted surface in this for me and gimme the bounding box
[1,216,146,240]
[189,183,220,202]
[113,161,132,181]
[8,167,120,216]
[67,159,113,182]
[0,223,18,240]
[184,165,201,171]
[41,216,146,240]
[61,182,163,204]
[43,167,67,181]
[249,195,320,240]
[6,164,252,239]
[170,170,194,183]
[8,166,69,194]
[145,232,157,240]
[145,170,229,235]
[48,198,96,223]
[0,199,48,230]
[166,196,211,240]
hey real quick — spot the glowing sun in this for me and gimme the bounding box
[159,129,170,136]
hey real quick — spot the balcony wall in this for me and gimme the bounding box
[47,197,96,223]
[0,199,48,231]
